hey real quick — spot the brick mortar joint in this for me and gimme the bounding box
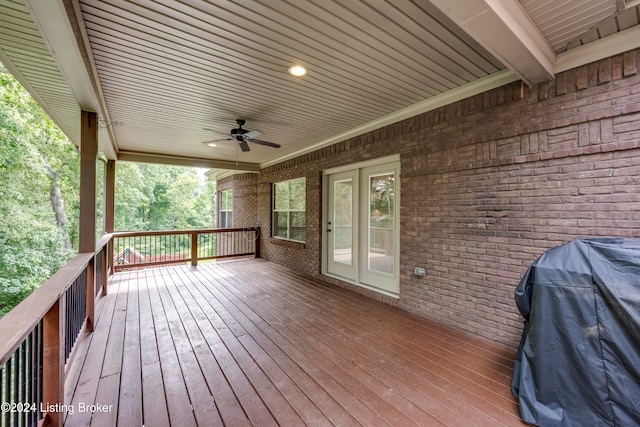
[402,142,640,176]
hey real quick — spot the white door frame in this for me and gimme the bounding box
[322,155,400,297]
[358,162,400,293]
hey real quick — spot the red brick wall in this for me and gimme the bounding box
[217,173,258,227]
[254,50,640,348]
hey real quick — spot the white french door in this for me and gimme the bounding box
[325,160,400,295]
[327,170,358,280]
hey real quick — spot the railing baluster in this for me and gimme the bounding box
[20,339,27,426]
[4,358,11,426]
[66,280,72,361]
[37,322,43,424]
[28,332,35,425]
[29,324,41,427]
[10,356,17,427]
[13,356,18,426]
[65,292,71,362]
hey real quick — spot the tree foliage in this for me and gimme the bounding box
[0,65,79,316]
[0,65,215,317]
[114,162,215,232]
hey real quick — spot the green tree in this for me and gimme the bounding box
[0,65,79,317]
[0,64,216,318]
[115,162,215,232]
[113,161,149,231]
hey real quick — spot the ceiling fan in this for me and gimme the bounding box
[203,119,281,152]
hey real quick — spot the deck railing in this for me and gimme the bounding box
[112,227,260,271]
[0,320,42,427]
[0,227,258,426]
[0,236,109,427]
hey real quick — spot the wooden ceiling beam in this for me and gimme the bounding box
[117,151,261,172]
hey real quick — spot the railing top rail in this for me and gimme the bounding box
[113,227,259,238]
[0,252,93,367]
[96,232,115,251]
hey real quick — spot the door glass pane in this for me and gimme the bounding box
[333,179,353,266]
[368,173,394,275]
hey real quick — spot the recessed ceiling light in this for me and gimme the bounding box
[207,143,217,147]
[288,65,307,77]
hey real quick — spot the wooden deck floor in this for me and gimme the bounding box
[64,259,526,426]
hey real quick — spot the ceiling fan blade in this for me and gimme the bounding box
[201,138,232,143]
[250,139,281,148]
[238,140,251,152]
[202,127,230,136]
[244,130,264,139]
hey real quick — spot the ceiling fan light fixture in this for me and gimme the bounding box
[288,65,307,77]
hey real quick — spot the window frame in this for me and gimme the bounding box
[272,177,306,243]
[219,189,233,228]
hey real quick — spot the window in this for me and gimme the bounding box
[219,189,233,228]
[272,177,306,242]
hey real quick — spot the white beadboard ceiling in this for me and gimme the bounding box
[1,0,640,172]
[519,0,640,52]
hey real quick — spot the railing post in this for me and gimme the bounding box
[191,231,198,267]
[105,161,115,283]
[79,111,97,254]
[101,245,108,296]
[79,111,97,333]
[255,227,261,258]
[42,297,64,427]
[108,236,114,278]
[105,160,115,234]
[86,258,95,333]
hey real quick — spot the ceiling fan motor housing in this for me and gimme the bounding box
[231,128,247,135]
[203,119,279,151]
[231,118,248,137]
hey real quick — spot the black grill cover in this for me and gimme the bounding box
[512,238,640,427]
